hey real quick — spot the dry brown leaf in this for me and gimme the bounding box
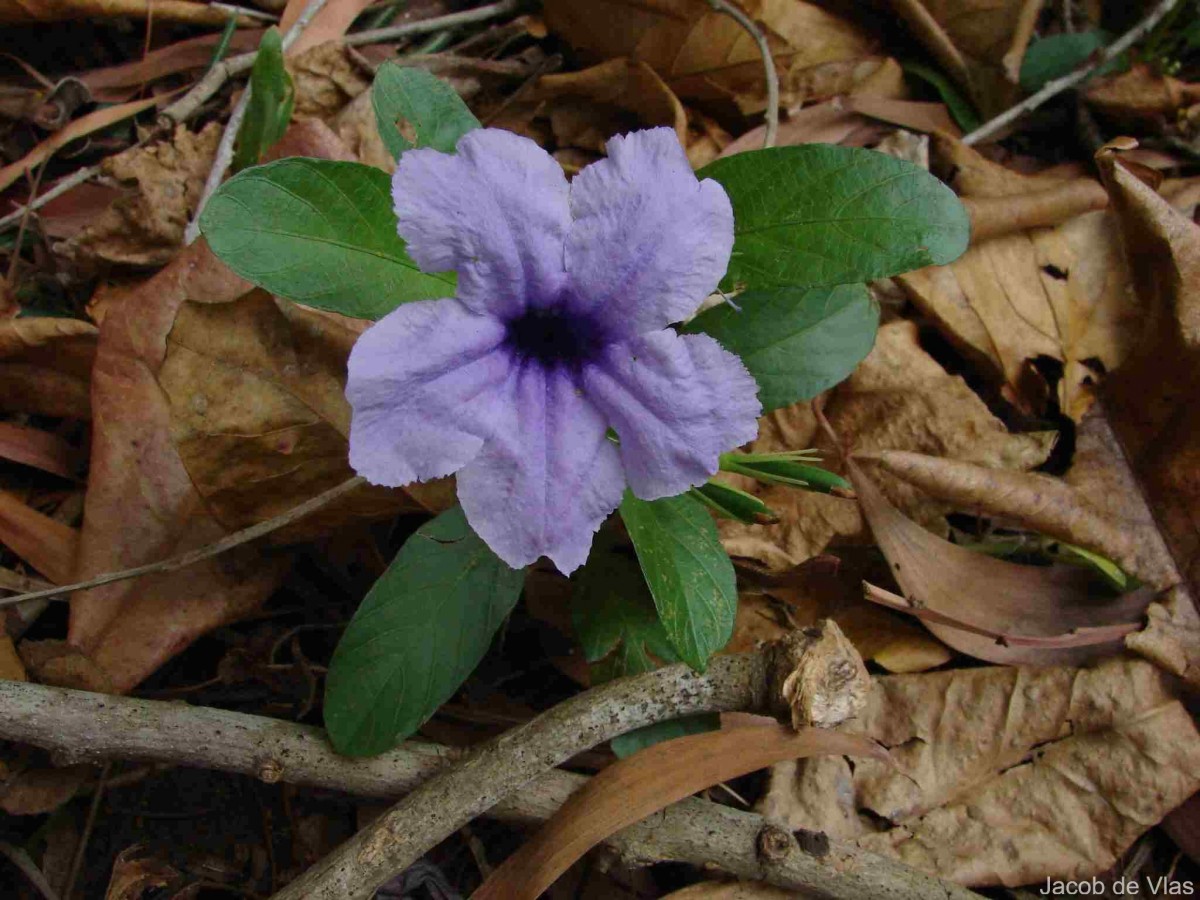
[759,658,1200,886]
[1096,147,1200,600]
[80,30,264,101]
[542,0,887,115]
[898,139,1132,420]
[160,291,450,541]
[1086,64,1200,127]
[0,764,90,815]
[104,846,182,900]
[20,638,114,691]
[0,0,235,24]
[1127,587,1200,690]
[472,725,886,900]
[719,320,1054,572]
[849,460,1151,665]
[0,94,163,194]
[285,0,373,58]
[859,448,1149,585]
[288,42,371,122]
[55,123,220,269]
[0,422,79,479]
[333,88,394,172]
[0,634,25,681]
[0,491,79,584]
[0,318,96,418]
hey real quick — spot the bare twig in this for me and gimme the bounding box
[888,0,971,91]
[344,0,521,47]
[0,164,101,234]
[0,841,60,900]
[705,0,778,149]
[0,476,366,609]
[64,761,109,900]
[0,673,982,900]
[964,0,1182,145]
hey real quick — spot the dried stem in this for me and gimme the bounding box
[0,476,366,610]
[344,0,521,47]
[964,0,1183,145]
[0,164,100,234]
[706,0,778,149]
[0,670,981,900]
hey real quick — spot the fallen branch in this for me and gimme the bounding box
[706,0,778,149]
[964,0,1182,145]
[0,476,366,609]
[0,671,982,900]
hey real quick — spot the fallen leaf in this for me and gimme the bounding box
[0,0,236,24]
[859,449,1150,586]
[0,491,79,584]
[288,41,371,122]
[472,724,886,900]
[719,320,1055,572]
[0,94,163,194]
[1127,586,1200,690]
[0,318,96,419]
[1085,63,1200,127]
[0,764,90,815]
[542,0,885,115]
[160,291,451,541]
[849,459,1151,666]
[662,885,796,899]
[284,0,372,58]
[104,845,182,900]
[55,123,221,269]
[898,137,1132,420]
[758,657,1200,885]
[19,638,114,691]
[0,421,80,479]
[1095,146,1200,599]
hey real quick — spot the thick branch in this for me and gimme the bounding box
[0,676,981,900]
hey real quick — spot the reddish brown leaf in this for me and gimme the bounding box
[0,491,79,583]
[471,724,885,900]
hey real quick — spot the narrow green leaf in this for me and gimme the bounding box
[1019,30,1115,93]
[902,60,982,132]
[689,481,774,524]
[698,145,970,290]
[619,491,737,672]
[571,539,718,757]
[233,28,294,172]
[324,506,525,756]
[372,63,480,158]
[686,284,878,412]
[199,158,453,319]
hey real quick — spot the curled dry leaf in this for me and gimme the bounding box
[848,459,1151,666]
[0,634,25,681]
[898,137,1134,420]
[719,320,1054,572]
[0,0,238,25]
[1127,587,1200,690]
[103,845,183,900]
[0,422,81,479]
[54,123,221,269]
[759,657,1200,886]
[471,724,887,900]
[1085,63,1200,127]
[0,317,95,419]
[542,0,889,115]
[1095,146,1200,599]
[859,448,1149,586]
[288,42,371,122]
[0,491,79,584]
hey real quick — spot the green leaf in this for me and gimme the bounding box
[689,481,774,524]
[698,145,970,291]
[1019,30,1117,93]
[619,491,737,672]
[686,284,878,412]
[571,539,718,757]
[372,63,480,158]
[233,28,294,172]
[199,158,452,319]
[324,506,525,756]
[902,60,982,132]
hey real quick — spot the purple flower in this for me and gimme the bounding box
[346,127,761,573]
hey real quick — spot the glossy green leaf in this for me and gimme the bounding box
[698,145,970,290]
[571,538,718,757]
[619,491,737,672]
[324,506,525,756]
[199,158,452,319]
[1019,30,1115,93]
[686,284,878,412]
[372,63,480,158]
[689,481,774,524]
[233,28,294,172]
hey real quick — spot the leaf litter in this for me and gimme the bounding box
[0,0,1199,897]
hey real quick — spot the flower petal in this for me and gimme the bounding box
[456,365,625,573]
[392,129,570,319]
[347,298,513,486]
[582,329,761,499]
[566,128,734,337]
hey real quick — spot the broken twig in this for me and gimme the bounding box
[705,0,778,149]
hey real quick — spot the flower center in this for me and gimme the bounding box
[505,308,601,368]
